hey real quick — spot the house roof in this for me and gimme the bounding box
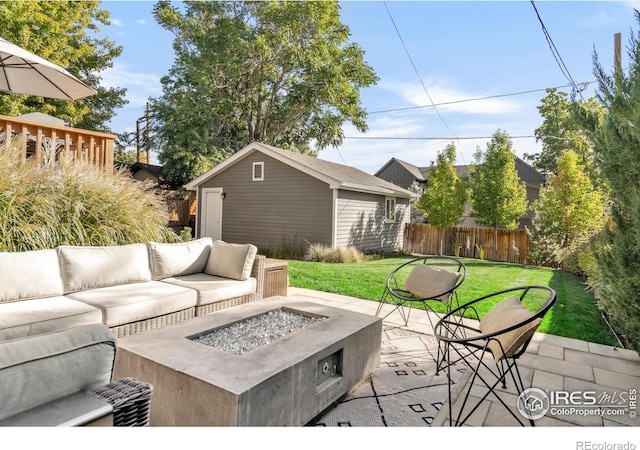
[417,157,543,187]
[185,142,417,198]
[374,157,426,182]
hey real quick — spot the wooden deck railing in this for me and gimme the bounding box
[0,114,116,168]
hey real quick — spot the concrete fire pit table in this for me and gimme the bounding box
[113,296,382,426]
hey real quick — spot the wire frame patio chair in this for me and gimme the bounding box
[374,255,466,373]
[434,285,556,426]
[375,255,467,326]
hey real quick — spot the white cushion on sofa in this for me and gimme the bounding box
[163,273,257,307]
[58,243,152,293]
[65,281,197,328]
[148,238,213,280]
[205,240,257,281]
[0,296,103,342]
[0,249,64,302]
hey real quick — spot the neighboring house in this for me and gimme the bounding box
[375,157,545,229]
[185,142,418,253]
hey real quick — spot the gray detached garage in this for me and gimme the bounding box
[185,142,418,254]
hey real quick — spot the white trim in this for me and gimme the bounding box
[200,187,223,240]
[252,161,264,181]
[331,188,339,248]
[384,196,397,223]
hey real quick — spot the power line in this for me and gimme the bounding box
[368,81,597,115]
[344,135,536,141]
[530,1,586,102]
[383,1,458,141]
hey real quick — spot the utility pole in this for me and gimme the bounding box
[136,118,141,163]
[146,102,151,164]
[615,32,622,74]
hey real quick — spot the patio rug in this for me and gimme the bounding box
[308,325,466,427]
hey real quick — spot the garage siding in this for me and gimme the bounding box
[335,190,409,252]
[198,152,333,250]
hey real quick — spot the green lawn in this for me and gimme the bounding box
[287,256,620,347]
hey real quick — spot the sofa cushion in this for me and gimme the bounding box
[205,240,257,281]
[0,323,116,421]
[0,296,102,342]
[479,296,542,362]
[148,238,213,280]
[65,281,197,328]
[0,249,64,302]
[162,273,257,307]
[403,264,461,301]
[58,243,152,293]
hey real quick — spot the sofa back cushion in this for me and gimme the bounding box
[205,240,258,281]
[148,237,213,280]
[0,249,64,302]
[58,243,152,293]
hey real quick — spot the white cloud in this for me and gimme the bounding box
[379,80,526,115]
[101,63,163,105]
[110,18,124,27]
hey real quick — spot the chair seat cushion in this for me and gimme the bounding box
[162,273,257,307]
[0,296,102,342]
[66,281,196,328]
[0,324,116,421]
[403,264,461,301]
[479,296,542,362]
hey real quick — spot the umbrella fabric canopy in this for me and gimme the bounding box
[0,37,96,100]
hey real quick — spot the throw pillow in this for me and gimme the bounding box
[205,240,258,281]
[403,263,461,301]
[479,296,542,362]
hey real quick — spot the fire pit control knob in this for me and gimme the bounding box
[322,362,330,374]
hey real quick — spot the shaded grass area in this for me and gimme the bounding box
[288,256,619,347]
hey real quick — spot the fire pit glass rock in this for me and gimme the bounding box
[189,307,324,355]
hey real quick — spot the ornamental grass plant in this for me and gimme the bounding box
[0,135,178,251]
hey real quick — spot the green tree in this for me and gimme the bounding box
[469,130,528,258]
[583,10,640,351]
[528,150,605,267]
[416,143,466,255]
[151,0,378,186]
[114,132,138,165]
[525,88,604,186]
[0,1,127,132]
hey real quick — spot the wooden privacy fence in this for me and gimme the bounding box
[404,223,531,264]
[163,191,196,234]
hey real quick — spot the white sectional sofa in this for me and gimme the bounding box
[0,238,265,340]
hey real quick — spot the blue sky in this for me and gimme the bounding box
[100,1,640,174]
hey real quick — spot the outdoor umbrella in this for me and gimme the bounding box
[0,36,96,100]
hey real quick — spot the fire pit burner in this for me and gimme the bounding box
[189,308,324,355]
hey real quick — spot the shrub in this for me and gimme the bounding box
[337,246,365,263]
[303,242,365,263]
[0,135,178,251]
[303,242,339,263]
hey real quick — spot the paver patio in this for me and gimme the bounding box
[288,287,640,427]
